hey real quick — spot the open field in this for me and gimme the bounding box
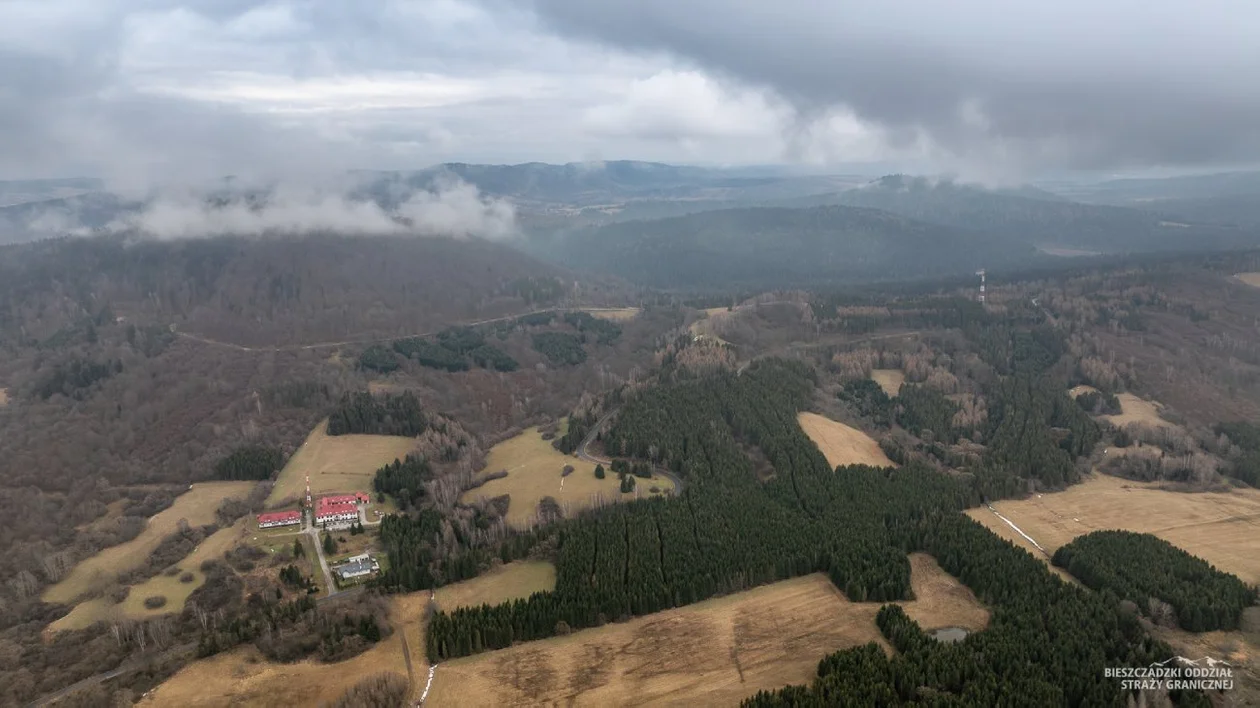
[798,412,896,469]
[687,307,734,341]
[141,592,432,707]
[426,553,987,707]
[966,473,1260,584]
[266,418,416,506]
[43,482,256,605]
[1102,392,1174,429]
[1152,608,1260,703]
[49,518,253,631]
[0,387,8,405]
[460,427,673,529]
[579,307,641,321]
[870,369,905,397]
[121,518,252,618]
[1235,273,1260,288]
[434,561,556,611]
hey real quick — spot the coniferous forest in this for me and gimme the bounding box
[391,302,1240,707]
[1053,530,1256,632]
[212,445,285,481]
[326,391,430,437]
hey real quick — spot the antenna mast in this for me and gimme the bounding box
[976,269,986,303]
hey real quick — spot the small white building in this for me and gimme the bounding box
[334,553,380,581]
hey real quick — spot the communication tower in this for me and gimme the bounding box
[976,269,986,303]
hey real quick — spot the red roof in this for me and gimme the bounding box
[257,511,301,524]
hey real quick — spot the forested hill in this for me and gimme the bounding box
[796,175,1257,253]
[362,161,853,207]
[0,233,585,348]
[541,205,1037,289]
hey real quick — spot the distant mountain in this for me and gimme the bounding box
[537,204,1037,289]
[793,175,1256,253]
[1065,171,1260,203]
[1129,193,1260,228]
[360,161,861,207]
[0,192,131,245]
[1049,171,1260,228]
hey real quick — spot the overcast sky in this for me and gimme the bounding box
[2,0,1258,185]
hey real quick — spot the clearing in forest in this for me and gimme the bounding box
[966,473,1260,584]
[434,561,556,611]
[43,481,255,605]
[266,418,416,506]
[0,387,8,405]
[140,592,433,707]
[579,307,640,321]
[870,369,905,397]
[425,554,988,707]
[49,518,253,631]
[798,412,896,469]
[459,427,674,529]
[1102,393,1175,429]
[1235,273,1260,288]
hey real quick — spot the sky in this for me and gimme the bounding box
[2,0,1259,186]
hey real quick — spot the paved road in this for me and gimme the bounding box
[574,408,686,496]
[307,521,338,594]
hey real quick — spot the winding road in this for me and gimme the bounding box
[574,408,686,496]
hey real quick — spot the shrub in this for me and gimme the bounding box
[143,595,168,610]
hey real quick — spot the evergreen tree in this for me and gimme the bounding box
[594,464,605,479]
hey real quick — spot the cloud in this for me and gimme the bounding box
[0,178,517,242]
[111,179,518,240]
[3,0,1256,182]
[517,0,1260,174]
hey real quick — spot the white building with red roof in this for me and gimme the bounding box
[257,510,302,529]
[314,494,362,526]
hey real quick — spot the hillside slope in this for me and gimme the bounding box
[541,205,1035,289]
[800,175,1257,252]
[0,233,580,347]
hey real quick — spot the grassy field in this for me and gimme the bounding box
[43,481,256,605]
[434,561,556,611]
[49,518,254,631]
[579,307,641,321]
[1235,272,1260,288]
[1102,392,1174,429]
[966,473,1260,584]
[426,553,987,707]
[870,369,905,397]
[121,518,252,618]
[798,412,896,468]
[460,427,673,529]
[1151,608,1260,702]
[266,418,416,506]
[141,592,432,707]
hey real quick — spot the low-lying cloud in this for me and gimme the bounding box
[1,178,518,243]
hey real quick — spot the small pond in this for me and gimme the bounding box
[931,627,970,643]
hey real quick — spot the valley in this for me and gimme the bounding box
[4,165,1260,708]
